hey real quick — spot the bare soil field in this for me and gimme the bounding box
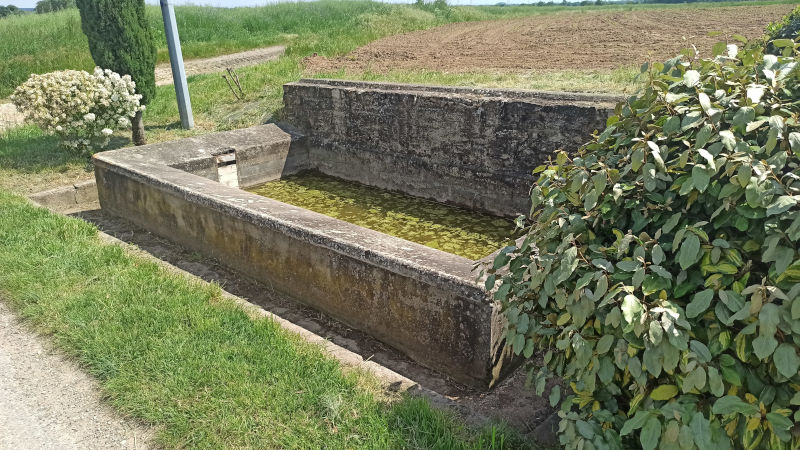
[304,4,796,75]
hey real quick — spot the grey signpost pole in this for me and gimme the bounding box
[160,0,194,129]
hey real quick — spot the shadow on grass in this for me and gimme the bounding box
[144,121,182,132]
[0,125,132,174]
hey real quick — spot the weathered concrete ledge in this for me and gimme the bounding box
[284,79,619,217]
[29,180,99,213]
[94,124,508,388]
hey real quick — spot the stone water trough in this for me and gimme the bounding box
[93,79,617,388]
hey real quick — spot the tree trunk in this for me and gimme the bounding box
[132,110,146,146]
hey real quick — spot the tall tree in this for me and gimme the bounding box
[76,0,156,145]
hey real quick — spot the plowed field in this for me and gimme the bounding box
[305,4,795,74]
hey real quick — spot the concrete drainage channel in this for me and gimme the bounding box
[30,79,619,446]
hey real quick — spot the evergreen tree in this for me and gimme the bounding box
[76,0,156,145]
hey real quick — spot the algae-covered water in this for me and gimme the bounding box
[246,171,516,260]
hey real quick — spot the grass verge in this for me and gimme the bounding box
[0,189,531,449]
[312,67,642,95]
[0,125,92,193]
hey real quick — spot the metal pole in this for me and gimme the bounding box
[160,0,194,129]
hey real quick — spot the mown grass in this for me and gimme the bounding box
[0,189,531,449]
[0,125,92,193]
[313,67,643,95]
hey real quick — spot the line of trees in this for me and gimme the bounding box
[0,5,23,18]
[510,0,778,6]
[36,0,75,14]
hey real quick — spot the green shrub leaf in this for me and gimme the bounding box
[678,234,702,270]
[766,195,796,216]
[707,367,724,397]
[596,334,615,355]
[752,335,779,360]
[690,413,712,449]
[686,289,714,318]
[640,416,662,450]
[711,396,760,415]
[548,385,561,407]
[650,384,678,401]
[621,410,651,436]
[774,343,800,378]
[766,412,793,432]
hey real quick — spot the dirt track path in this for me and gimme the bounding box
[0,301,152,449]
[154,45,285,86]
[0,45,286,132]
[0,101,23,131]
[305,4,795,75]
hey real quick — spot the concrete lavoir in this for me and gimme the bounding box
[93,80,618,387]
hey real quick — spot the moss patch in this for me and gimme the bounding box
[247,171,517,260]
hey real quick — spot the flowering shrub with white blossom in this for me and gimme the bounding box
[11,68,143,155]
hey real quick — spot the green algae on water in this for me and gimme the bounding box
[246,171,517,260]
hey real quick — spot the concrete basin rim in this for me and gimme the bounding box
[93,153,493,301]
[292,78,623,108]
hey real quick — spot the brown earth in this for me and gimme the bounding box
[304,4,796,75]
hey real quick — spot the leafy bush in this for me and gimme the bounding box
[767,7,800,55]
[486,40,800,449]
[11,68,143,155]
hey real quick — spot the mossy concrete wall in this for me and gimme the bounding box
[283,79,619,217]
[94,124,507,388]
